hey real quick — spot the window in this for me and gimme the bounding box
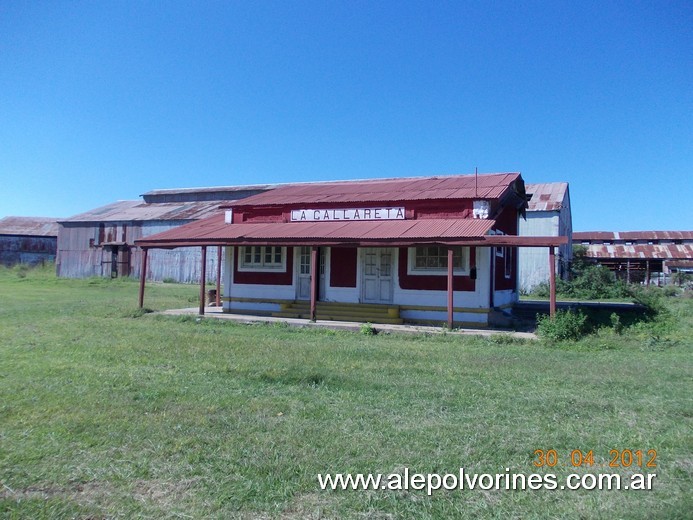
[239,246,286,271]
[408,246,469,275]
[504,247,512,278]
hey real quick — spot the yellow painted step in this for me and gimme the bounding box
[271,312,403,325]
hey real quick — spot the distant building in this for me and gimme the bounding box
[0,216,59,267]
[56,185,272,282]
[572,231,693,284]
[518,183,572,293]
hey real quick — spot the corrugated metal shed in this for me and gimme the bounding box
[141,184,274,203]
[583,244,693,260]
[141,184,275,197]
[574,231,693,242]
[227,173,522,207]
[0,217,59,266]
[136,213,497,247]
[525,183,568,211]
[59,200,224,223]
[0,216,59,236]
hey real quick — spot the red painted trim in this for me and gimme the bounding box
[310,246,317,320]
[138,248,148,308]
[397,247,476,291]
[233,246,294,285]
[447,248,454,328]
[329,246,358,287]
[199,246,207,315]
[233,199,475,223]
[549,246,556,317]
[492,208,518,292]
[216,246,222,307]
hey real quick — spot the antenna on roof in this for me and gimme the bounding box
[475,167,478,197]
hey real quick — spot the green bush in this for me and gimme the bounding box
[662,284,680,297]
[609,312,623,334]
[360,322,376,335]
[530,266,632,301]
[536,309,588,341]
[571,266,629,299]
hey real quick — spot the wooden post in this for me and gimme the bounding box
[646,260,650,287]
[199,246,207,316]
[138,248,148,308]
[549,246,556,318]
[310,246,318,321]
[447,247,454,329]
[216,246,222,307]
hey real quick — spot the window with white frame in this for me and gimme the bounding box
[493,230,505,257]
[504,247,512,278]
[408,246,469,275]
[239,246,286,271]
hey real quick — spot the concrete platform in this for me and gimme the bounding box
[157,307,538,340]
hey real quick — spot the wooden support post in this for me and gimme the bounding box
[549,246,556,318]
[626,260,631,284]
[646,260,650,287]
[138,248,148,308]
[310,246,318,321]
[216,246,222,307]
[199,246,207,316]
[447,247,454,329]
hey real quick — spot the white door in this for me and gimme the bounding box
[297,247,326,300]
[362,248,394,304]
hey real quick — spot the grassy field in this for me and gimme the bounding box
[0,265,691,519]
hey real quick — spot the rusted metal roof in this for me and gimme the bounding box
[574,231,693,242]
[667,260,693,269]
[136,212,498,247]
[226,173,522,207]
[525,183,569,211]
[141,184,276,197]
[0,216,60,237]
[583,244,693,260]
[60,200,225,223]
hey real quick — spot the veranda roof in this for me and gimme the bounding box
[135,213,498,248]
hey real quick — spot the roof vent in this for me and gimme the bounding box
[473,200,490,219]
[224,210,233,224]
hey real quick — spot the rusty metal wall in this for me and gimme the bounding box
[0,235,57,266]
[130,246,222,283]
[57,221,222,283]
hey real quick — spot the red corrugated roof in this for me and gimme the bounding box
[574,231,693,241]
[226,173,522,207]
[136,212,497,247]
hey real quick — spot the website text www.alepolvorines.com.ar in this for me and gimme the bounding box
[317,468,656,496]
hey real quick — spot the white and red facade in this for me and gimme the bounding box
[136,173,566,327]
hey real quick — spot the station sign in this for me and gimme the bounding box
[290,207,405,222]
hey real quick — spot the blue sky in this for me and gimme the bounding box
[1,1,691,231]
